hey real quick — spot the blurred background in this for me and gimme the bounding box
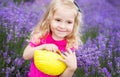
[0,0,120,77]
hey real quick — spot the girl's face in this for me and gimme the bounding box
[50,7,75,40]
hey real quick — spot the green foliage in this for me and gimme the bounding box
[81,26,98,43]
[74,68,85,77]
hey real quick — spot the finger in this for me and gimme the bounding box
[63,52,69,56]
[53,47,58,52]
[49,48,53,52]
[66,48,72,54]
[51,44,58,52]
[73,51,76,55]
[51,46,55,52]
[73,52,76,55]
[60,53,67,59]
[57,58,66,63]
[54,45,58,51]
[52,49,56,52]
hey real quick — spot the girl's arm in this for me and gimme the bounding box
[23,43,58,60]
[59,68,76,77]
[23,44,45,60]
[59,48,77,77]
[23,33,43,60]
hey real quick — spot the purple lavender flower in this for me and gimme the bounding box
[6,57,11,64]
[14,58,25,67]
[114,57,120,74]
[102,67,111,77]
[3,52,8,58]
[16,70,21,77]
[5,67,11,77]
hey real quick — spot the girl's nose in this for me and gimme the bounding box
[60,22,65,28]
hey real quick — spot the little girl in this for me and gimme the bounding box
[23,0,82,77]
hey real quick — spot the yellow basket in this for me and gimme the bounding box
[34,50,66,76]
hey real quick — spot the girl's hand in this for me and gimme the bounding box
[41,44,58,52]
[58,48,77,71]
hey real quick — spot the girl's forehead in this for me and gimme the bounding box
[53,7,76,21]
[54,6,77,17]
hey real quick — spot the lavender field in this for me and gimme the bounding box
[0,0,120,77]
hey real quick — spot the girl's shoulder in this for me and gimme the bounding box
[29,32,43,47]
[29,33,50,47]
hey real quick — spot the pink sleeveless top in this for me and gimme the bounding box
[28,33,67,77]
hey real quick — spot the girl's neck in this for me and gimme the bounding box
[51,34,65,41]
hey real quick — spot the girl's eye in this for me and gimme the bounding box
[55,19,61,22]
[67,21,72,24]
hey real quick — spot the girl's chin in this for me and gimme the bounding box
[52,35,66,40]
